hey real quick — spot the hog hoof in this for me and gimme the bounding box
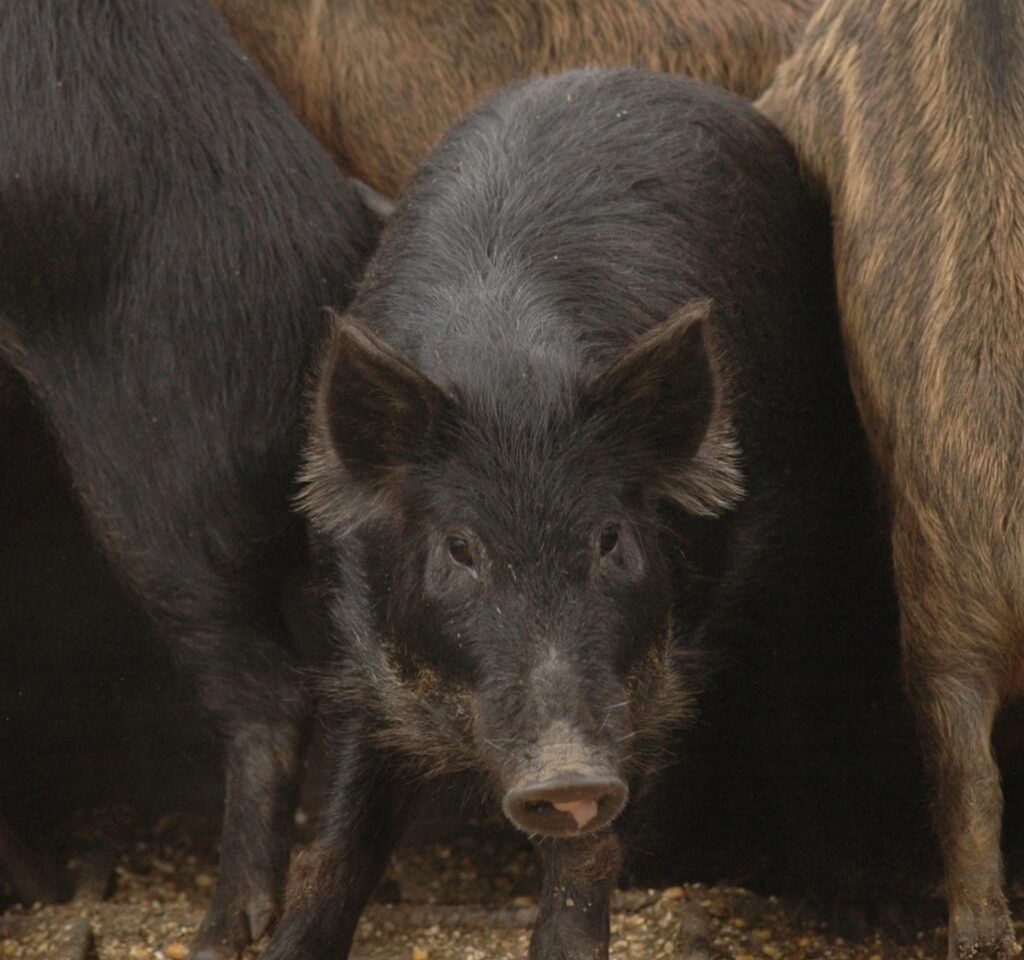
[950,906,1020,960]
[190,932,242,960]
[246,894,276,941]
[952,937,1021,960]
[191,894,277,960]
[528,926,608,960]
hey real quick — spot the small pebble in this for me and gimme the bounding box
[662,887,686,901]
[510,895,536,907]
[411,946,429,960]
[130,945,151,960]
[165,942,189,959]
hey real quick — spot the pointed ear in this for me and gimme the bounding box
[585,300,745,517]
[298,313,450,534]
[324,315,448,481]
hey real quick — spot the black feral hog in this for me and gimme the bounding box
[0,2,375,957]
[268,67,891,960]
[213,0,817,195]
[759,2,1024,957]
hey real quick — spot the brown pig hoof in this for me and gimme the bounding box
[951,913,1021,960]
[952,938,1020,960]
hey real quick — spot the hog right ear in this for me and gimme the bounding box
[298,315,449,534]
[326,317,450,480]
[586,300,745,518]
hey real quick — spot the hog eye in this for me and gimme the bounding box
[599,525,620,558]
[447,535,477,571]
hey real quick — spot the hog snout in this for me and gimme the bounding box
[503,770,628,836]
[485,654,632,836]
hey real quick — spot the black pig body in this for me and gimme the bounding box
[277,68,886,960]
[0,3,375,957]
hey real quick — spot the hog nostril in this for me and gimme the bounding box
[503,773,628,837]
[552,797,600,829]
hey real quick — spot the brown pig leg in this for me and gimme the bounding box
[899,547,1019,959]
[908,665,1017,959]
[529,830,623,960]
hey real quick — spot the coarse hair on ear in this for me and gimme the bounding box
[584,299,744,517]
[297,310,451,536]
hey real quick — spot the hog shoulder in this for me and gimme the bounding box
[759,1,1024,616]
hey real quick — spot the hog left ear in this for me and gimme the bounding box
[586,300,745,517]
[322,315,449,484]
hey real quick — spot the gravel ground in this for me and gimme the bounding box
[0,801,962,960]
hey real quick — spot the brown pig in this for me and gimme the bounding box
[213,0,816,195]
[758,3,1024,958]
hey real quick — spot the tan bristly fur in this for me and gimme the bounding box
[759,2,1024,956]
[214,0,815,194]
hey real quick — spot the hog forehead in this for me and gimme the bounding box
[415,278,597,383]
[428,399,627,539]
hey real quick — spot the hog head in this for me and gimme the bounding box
[300,298,744,839]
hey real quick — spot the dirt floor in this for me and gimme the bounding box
[0,801,957,960]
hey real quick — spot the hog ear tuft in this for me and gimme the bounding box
[589,299,745,518]
[297,312,449,535]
